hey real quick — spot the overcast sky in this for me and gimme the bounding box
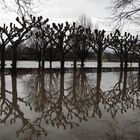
[41,0,113,31]
[0,0,139,34]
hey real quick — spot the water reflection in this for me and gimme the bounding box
[0,73,47,140]
[104,71,140,118]
[0,70,140,139]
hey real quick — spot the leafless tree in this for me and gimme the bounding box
[49,22,74,73]
[0,15,48,74]
[109,29,138,72]
[90,29,109,73]
[1,0,35,16]
[111,0,140,26]
[0,73,47,139]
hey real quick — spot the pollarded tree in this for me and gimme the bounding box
[76,15,93,68]
[36,24,55,70]
[29,31,42,69]
[49,22,73,72]
[69,23,92,69]
[90,29,109,73]
[0,15,48,74]
[109,29,138,71]
[66,22,82,70]
[77,27,92,68]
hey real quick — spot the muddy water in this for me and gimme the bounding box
[0,71,140,140]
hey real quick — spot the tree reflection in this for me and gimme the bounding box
[66,69,103,119]
[24,71,59,112]
[0,73,47,139]
[104,71,140,118]
[66,70,96,122]
[128,72,140,109]
[23,69,106,130]
[16,70,140,138]
[33,71,80,129]
[92,71,103,118]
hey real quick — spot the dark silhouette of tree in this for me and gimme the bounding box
[45,42,57,69]
[23,70,104,130]
[23,71,60,112]
[90,29,109,73]
[66,70,103,119]
[111,0,140,26]
[103,70,140,118]
[36,24,55,70]
[109,29,138,72]
[77,15,93,68]
[67,22,82,70]
[28,32,42,68]
[77,27,91,68]
[32,72,80,129]
[0,25,9,72]
[50,22,73,73]
[0,15,48,74]
[0,73,47,139]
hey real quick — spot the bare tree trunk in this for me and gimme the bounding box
[42,59,45,71]
[97,53,102,74]
[37,51,41,69]
[1,45,5,72]
[74,60,77,70]
[38,61,41,69]
[41,47,45,71]
[81,58,85,69]
[61,59,65,74]
[60,52,65,74]
[120,57,123,71]
[12,46,17,75]
[73,46,77,70]
[1,72,5,98]
[124,54,128,73]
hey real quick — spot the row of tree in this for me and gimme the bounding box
[0,15,140,74]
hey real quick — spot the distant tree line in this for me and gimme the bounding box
[0,15,140,74]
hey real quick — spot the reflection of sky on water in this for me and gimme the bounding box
[0,71,140,140]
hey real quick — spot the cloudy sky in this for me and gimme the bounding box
[42,0,113,31]
[0,0,111,28]
[0,0,139,33]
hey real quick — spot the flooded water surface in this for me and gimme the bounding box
[0,70,140,140]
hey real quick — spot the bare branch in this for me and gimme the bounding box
[110,0,140,27]
[0,0,34,16]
